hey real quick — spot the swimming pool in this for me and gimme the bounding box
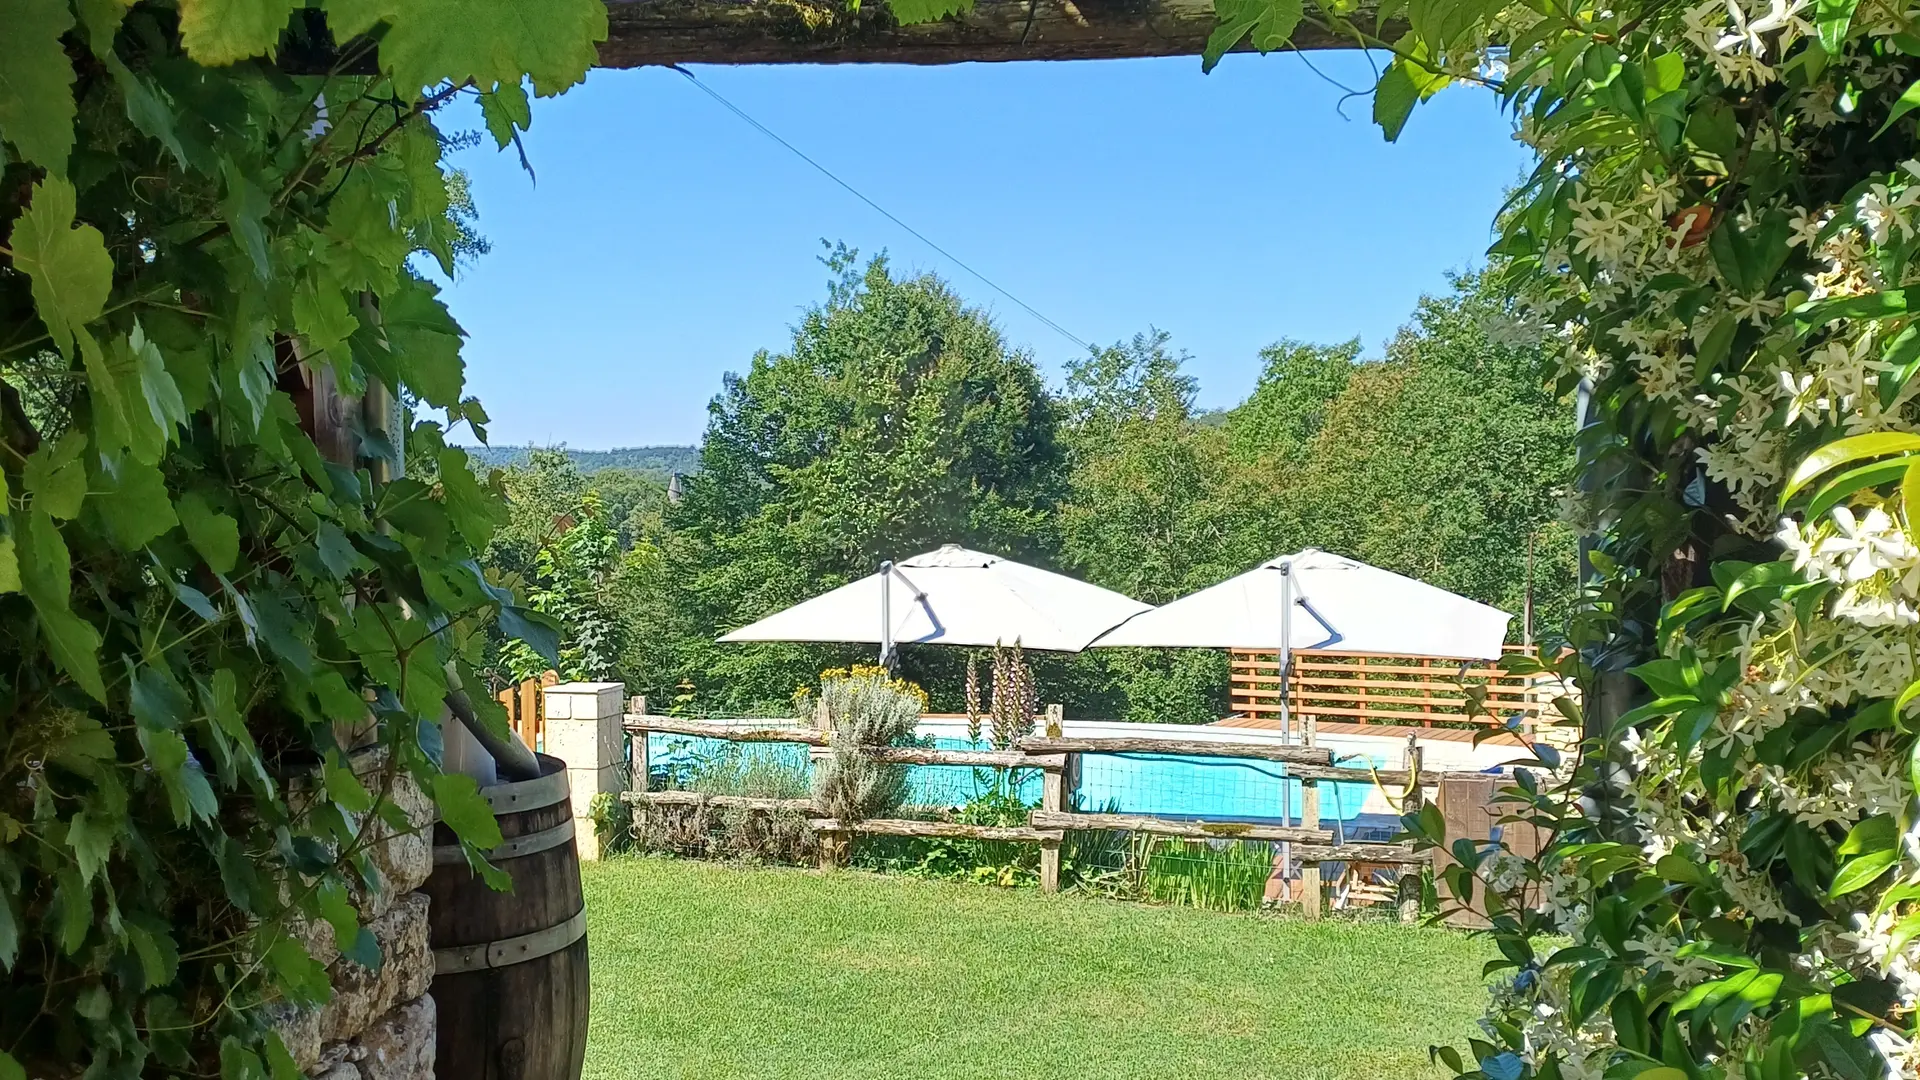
[645,732,1385,825]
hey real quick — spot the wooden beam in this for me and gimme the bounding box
[622,790,819,813]
[861,747,1065,770]
[1015,736,1334,766]
[623,717,829,746]
[812,818,1065,842]
[1030,810,1329,844]
[599,0,1382,67]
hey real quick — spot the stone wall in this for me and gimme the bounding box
[271,747,438,1080]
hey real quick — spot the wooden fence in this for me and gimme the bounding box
[1228,647,1561,733]
[496,670,558,751]
[618,713,1514,918]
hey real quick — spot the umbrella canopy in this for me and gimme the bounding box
[718,545,1152,654]
[1091,548,1512,660]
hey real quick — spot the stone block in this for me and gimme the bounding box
[320,891,433,1046]
[356,994,436,1080]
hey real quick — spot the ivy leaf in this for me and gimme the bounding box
[177,0,298,66]
[11,177,113,359]
[23,433,89,520]
[125,915,180,989]
[478,83,531,149]
[314,522,362,578]
[1373,63,1421,142]
[323,753,374,814]
[131,663,190,731]
[322,0,607,96]
[92,453,179,550]
[218,1036,269,1080]
[263,1033,301,1080]
[431,773,504,850]
[16,509,105,701]
[0,0,77,172]
[1202,0,1302,71]
[176,492,240,574]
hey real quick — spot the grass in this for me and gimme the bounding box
[583,857,1494,1080]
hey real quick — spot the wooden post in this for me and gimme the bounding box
[1299,778,1322,919]
[1038,704,1066,893]
[812,698,843,870]
[1298,712,1322,918]
[629,696,649,794]
[1399,737,1424,924]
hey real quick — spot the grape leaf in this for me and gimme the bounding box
[93,453,179,550]
[1373,62,1421,141]
[0,0,78,172]
[176,492,240,574]
[431,773,504,850]
[23,433,89,520]
[0,892,17,972]
[176,0,298,66]
[439,448,505,547]
[1202,0,1304,72]
[478,82,531,149]
[322,0,607,96]
[380,279,467,407]
[16,509,104,701]
[10,177,112,358]
[67,810,114,884]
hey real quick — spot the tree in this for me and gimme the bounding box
[1056,331,1241,724]
[639,247,1068,714]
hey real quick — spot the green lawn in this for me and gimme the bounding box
[582,858,1494,1080]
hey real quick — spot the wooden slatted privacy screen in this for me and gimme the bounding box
[497,670,559,751]
[1228,647,1552,730]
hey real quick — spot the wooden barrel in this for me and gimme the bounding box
[425,753,590,1080]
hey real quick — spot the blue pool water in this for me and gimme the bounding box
[645,733,1383,825]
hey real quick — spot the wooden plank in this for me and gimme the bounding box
[1030,810,1330,844]
[1294,843,1426,865]
[863,747,1064,770]
[597,0,1383,67]
[811,818,1064,842]
[1235,687,1545,711]
[1436,775,1498,929]
[622,717,830,746]
[1015,736,1333,766]
[624,791,818,813]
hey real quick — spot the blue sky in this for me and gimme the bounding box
[434,53,1533,449]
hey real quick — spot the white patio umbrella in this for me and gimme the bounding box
[718,544,1152,662]
[1091,548,1513,730]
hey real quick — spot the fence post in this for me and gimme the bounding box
[1400,736,1424,924]
[1039,704,1065,893]
[542,681,627,860]
[812,698,846,870]
[1298,716,1322,918]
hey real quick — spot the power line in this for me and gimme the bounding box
[667,65,1093,353]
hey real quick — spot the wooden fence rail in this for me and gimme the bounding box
[620,714,1468,916]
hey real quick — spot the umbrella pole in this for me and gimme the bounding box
[879,560,894,673]
[1278,561,1293,744]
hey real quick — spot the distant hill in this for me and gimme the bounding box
[461,445,702,479]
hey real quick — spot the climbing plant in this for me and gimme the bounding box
[0,2,601,1077]
[1189,0,1920,1074]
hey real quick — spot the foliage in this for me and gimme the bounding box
[1196,0,1920,1070]
[498,488,621,683]
[0,3,601,1076]
[460,443,702,481]
[893,789,1039,886]
[805,665,925,823]
[1137,837,1274,912]
[583,857,1499,1079]
[964,642,1038,750]
[629,246,1069,714]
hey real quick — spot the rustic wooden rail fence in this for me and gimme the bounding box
[618,713,1504,917]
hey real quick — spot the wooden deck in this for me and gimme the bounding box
[1209,716,1530,747]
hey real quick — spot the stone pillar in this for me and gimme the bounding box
[542,681,627,860]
